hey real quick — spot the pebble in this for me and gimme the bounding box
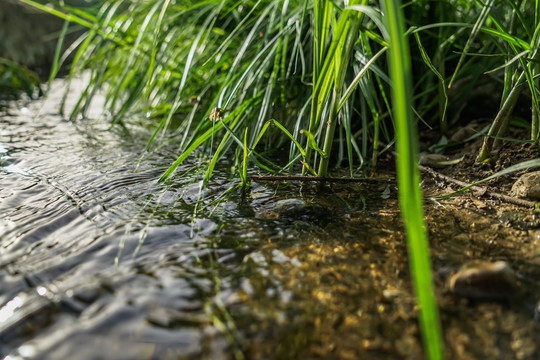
[419,154,462,168]
[511,171,540,200]
[448,260,518,301]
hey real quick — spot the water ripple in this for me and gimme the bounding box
[0,78,219,358]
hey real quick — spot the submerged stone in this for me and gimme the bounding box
[511,171,540,200]
[534,301,540,321]
[256,198,335,225]
[448,260,518,301]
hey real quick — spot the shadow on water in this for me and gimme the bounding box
[1,77,540,359]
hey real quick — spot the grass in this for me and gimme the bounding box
[14,0,540,358]
[0,58,41,101]
[381,0,443,358]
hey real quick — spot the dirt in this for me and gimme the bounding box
[440,125,540,185]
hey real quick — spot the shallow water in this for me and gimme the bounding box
[0,79,230,359]
[2,78,540,360]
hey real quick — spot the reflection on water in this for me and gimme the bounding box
[0,78,228,359]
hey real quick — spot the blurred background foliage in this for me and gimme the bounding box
[0,0,97,100]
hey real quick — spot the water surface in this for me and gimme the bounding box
[2,78,540,360]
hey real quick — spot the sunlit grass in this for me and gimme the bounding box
[15,1,540,169]
[381,0,444,358]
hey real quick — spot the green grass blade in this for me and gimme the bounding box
[414,33,448,132]
[381,0,444,359]
[411,23,530,50]
[271,119,307,158]
[301,129,327,158]
[48,18,70,90]
[241,128,248,186]
[338,46,387,112]
[448,0,495,88]
[16,0,94,28]
[160,93,262,182]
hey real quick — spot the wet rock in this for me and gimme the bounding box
[273,199,306,212]
[448,261,518,301]
[256,198,335,225]
[419,154,462,168]
[278,203,333,223]
[511,171,540,200]
[256,199,305,219]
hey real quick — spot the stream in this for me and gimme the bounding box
[2,78,540,359]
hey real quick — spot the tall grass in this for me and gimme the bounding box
[19,1,540,166]
[15,0,540,358]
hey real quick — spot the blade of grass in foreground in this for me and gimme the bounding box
[380,0,444,359]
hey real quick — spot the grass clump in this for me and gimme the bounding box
[18,0,396,178]
[17,0,540,171]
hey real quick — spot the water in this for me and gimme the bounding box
[2,78,540,360]
[0,77,396,360]
[0,79,232,358]
[1,78,378,359]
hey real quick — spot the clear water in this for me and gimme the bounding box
[0,77,396,359]
[0,79,236,359]
[1,78,384,359]
[4,78,537,360]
